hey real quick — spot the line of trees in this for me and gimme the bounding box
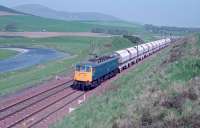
[0,23,17,32]
[4,23,17,32]
[123,35,144,44]
[144,24,200,35]
[91,27,130,35]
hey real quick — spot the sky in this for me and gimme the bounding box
[1,0,200,27]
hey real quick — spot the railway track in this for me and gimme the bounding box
[0,79,85,128]
[0,79,73,111]
[0,81,72,121]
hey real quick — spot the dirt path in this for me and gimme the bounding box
[0,32,112,38]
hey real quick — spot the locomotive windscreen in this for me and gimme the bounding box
[76,65,91,72]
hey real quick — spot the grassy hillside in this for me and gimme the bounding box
[0,15,144,32]
[0,15,145,34]
[0,15,94,32]
[0,49,18,60]
[53,34,200,128]
[83,21,146,34]
[0,36,133,96]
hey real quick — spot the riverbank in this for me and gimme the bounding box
[0,49,18,60]
[0,47,66,74]
[0,47,29,54]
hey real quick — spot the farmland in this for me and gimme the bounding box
[0,15,144,34]
[0,15,96,32]
[53,34,200,128]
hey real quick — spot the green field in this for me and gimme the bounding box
[0,36,134,96]
[83,21,141,28]
[53,34,200,128]
[0,49,18,60]
[0,15,145,34]
[83,20,146,34]
[0,15,93,32]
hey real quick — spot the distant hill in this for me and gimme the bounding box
[0,5,22,14]
[0,15,144,34]
[13,4,120,21]
[0,4,145,35]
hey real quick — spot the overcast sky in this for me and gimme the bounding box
[1,0,200,27]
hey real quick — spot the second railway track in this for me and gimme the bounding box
[0,79,73,112]
[0,81,73,121]
[0,79,78,128]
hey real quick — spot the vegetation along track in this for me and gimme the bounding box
[0,79,85,128]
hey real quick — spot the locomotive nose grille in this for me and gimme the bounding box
[74,71,92,82]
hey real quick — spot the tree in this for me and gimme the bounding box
[123,35,144,44]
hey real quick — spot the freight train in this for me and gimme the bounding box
[72,38,171,90]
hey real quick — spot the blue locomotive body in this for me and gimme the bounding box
[92,57,118,81]
[73,56,119,90]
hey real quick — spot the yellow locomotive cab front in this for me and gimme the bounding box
[74,65,92,82]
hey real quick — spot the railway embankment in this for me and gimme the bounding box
[53,34,200,128]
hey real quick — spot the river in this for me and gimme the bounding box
[0,47,68,73]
